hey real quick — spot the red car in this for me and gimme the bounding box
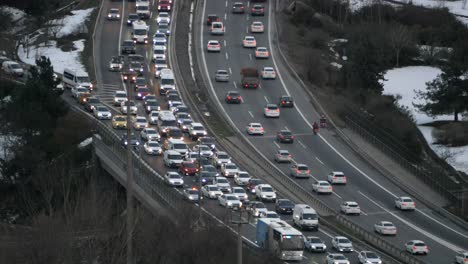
[179,161,199,176]
[158,0,171,11]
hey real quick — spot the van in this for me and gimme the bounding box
[163,150,183,168]
[293,204,319,231]
[164,138,189,155]
[159,68,175,95]
[210,22,225,35]
[132,20,149,43]
[63,68,93,90]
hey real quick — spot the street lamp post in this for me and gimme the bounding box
[197,138,202,221]
[231,206,249,264]
[125,75,134,264]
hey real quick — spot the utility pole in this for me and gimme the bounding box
[125,74,134,264]
[231,206,249,264]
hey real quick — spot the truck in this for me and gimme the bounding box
[292,204,319,231]
[256,218,304,261]
[240,67,259,88]
[132,20,149,44]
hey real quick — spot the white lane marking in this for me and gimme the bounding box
[359,191,464,252]
[248,111,254,118]
[150,79,153,86]
[246,15,249,21]
[233,81,237,88]
[147,65,150,72]
[229,67,232,74]
[249,53,252,60]
[273,141,281,149]
[265,0,468,242]
[225,52,229,60]
[284,126,289,131]
[246,26,249,34]
[333,192,343,199]
[315,157,324,165]
[117,0,126,55]
[319,229,334,239]
[150,12,153,19]
[263,96,269,103]
[297,140,306,149]
[224,13,227,20]
[224,40,227,47]
[247,1,250,7]
[225,1,228,8]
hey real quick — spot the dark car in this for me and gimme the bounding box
[251,4,265,16]
[127,13,139,25]
[166,127,184,140]
[198,136,216,150]
[196,157,211,167]
[129,62,144,74]
[201,165,219,177]
[198,171,215,185]
[166,93,181,102]
[128,54,145,63]
[225,91,242,104]
[275,199,295,214]
[179,161,199,176]
[279,95,294,107]
[174,105,190,115]
[158,0,171,11]
[277,130,295,143]
[121,40,136,54]
[84,96,101,112]
[246,178,263,194]
[122,71,138,83]
[145,100,160,113]
[134,77,148,90]
[232,2,245,13]
[206,14,220,25]
[121,134,140,147]
[135,87,150,100]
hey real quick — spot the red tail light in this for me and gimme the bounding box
[413,246,417,250]
[244,83,248,87]
[306,170,310,174]
[239,96,242,100]
[260,128,264,131]
[227,96,232,100]
[402,203,407,206]
[279,135,284,138]
[281,100,285,104]
[241,6,244,9]
[276,109,280,112]
[253,84,257,87]
[288,154,292,157]
[424,246,428,250]
[290,135,295,139]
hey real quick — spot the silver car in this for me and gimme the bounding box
[215,70,229,82]
[183,188,199,202]
[275,149,292,163]
[164,171,184,187]
[304,236,327,253]
[290,164,311,178]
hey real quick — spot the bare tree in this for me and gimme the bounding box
[389,23,413,67]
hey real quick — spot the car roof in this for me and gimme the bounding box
[250,122,262,126]
[208,40,219,43]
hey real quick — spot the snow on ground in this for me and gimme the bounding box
[18,40,86,74]
[78,137,93,149]
[0,6,26,22]
[53,8,95,38]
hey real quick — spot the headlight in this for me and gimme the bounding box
[127,20,131,23]
[262,194,266,198]
[108,14,111,17]
[90,83,93,88]
[138,93,142,97]
[192,131,196,135]
[227,202,232,206]
[203,131,207,135]
[117,15,120,18]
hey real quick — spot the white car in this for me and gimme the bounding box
[231,187,248,201]
[304,236,327,253]
[248,201,268,217]
[107,8,120,20]
[148,111,160,125]
[153,32,167,44]
[132,116,148,130]
[340,201,361,215]
[210,21,225,35]
[234,171,251,186]
[183,188,199,202]
[218,194,242,209]
[250,21,264,33]
[261,67,276,79]
[93,105,112,120]
[405,240,429,255]
[156,12,170,24]
[255,47,269,58]
[455,252,468,264]
[264,104,280,118]
[274,150,292,163]
[312,180,333,194]
[214,177,231,193]
[255,184,276,202]
[114,90,127,106]
[243,36,257,48]
[332,236,353,252]
[189,122,208,139]
[185,152,200,162]
[374,221,397,235]
[358,251,382,264]
[140,127,160,141]
[164,171,184,187]
[395,196,416,210]
[326,254,349,264]
[202,185,223,199]
[121,101,137,115]
[191,144,213,159]
[328,171,347,184]
[259,211,279,219]
[246,123,264,135]
[207,40,221,52]
[221,163,239,177]
[1,61,24,76]
[213,151,232,168]
[71,87,88,98]
[144,141,162,155]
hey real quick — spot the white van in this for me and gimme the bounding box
[293,204,319,231]
[132,20,149,43]
[164,138,189,155]
[2,61,24,77]
[63,68,93,90]
[164,150,183,168]
[159,68,175,95]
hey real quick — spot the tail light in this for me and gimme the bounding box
[288,154,292,157]
[244,83,248,87]
[239,96,242,100]
[413,246,417,250]
[424,246,428,250]
[260,128,264,131]
[280,135,284,138]
[281,100,285,104]
[227,96,232,100]
[276,109,280,112]
[249,128,254,131]
[253,84,257,87]
[402,203,407,206]
[252,8,255,12]
[290,135,295,139]
[306,170,310,174]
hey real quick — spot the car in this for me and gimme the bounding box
[128,54,145,63]
[179,119,193,133]
[148,111,160,125]
[166,127,184,141]
[122,71,137,83]
[215,69,230,82]
[140,128,160,141]
[405,240,429,255]
[144,141,162,155]
[305,236,327,253]
[255,47,269,58]
[199,136,216,151]
[332,236,353,252]
[245,201,268,217]
[157,22,171,36]
[325,254,349,264]
[276,130,294,143]
[121,100,137,115]
[168,100,182,111]
[121,40,136,54]
[128,61,144,73]
[114,90,127,106]
[176,112,192,126]
[107,8,120,20]
[200,164,219,177]
[93,105,112,120]
[179,161,199,176]
[166,93,181,102]
[183,188,199,202]
[279,95,294,107]
[127,13,139,25]
[185,151,200,162]
[121,134,140,147]
[77,92,92,104]
[259,211,280,219]
[264,104,280,118]
[243,36,257,48]
[225,91,242,104]
[358,251,382,264]
[255,184,276,202]
[164,171,184,187]
[231,187,249,201]
[340,201,361,215]
[326,171,347,185]
[210,22,225,35]
[206,14,220,25]
[191,144,213,159]
[135,87,150,100]
[374,221,397,235]
[207,40,221,52]
[152,32,167,44]
[136,4,150,18]
[157,0,171,11]
[261,67,276,79]
[274,150,292,163]
[189,122,208,140]
[108,55,123,71]
[112,115,127,129]
[84,96,101,112]
[145,100,160,114]
[132,115,148,130]
[250,21,264,33]
[202,185,223,199]
[246,178,263,194]
[251,4,265,16]
[290,164,311,178]
[156,12,171,24]
[173,105,190,115]
[219,194,242,209]
[214,177,231,193]
[134,77,148,90]
[395,196,416,210]
[212,151,231,168]
[312,180,333,194]
[71,87,88,98]
[454,252,468,264]
[232,2,245,13]
[136,0,150,7]
[221,163,239,177]
[246,123,264,135]
[2,60,24,77]
[234,171,251,186]
[274,198,294,214]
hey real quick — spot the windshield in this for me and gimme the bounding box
[160,120,177,126]
[77,76,90,82]
[168,154,182,159]
[97,107,107,111]
[217,179,228,183]
[129,14,139,19]
[154,49,165,54]
[169,174,180,179]
[188,190,198,195]
[209,187,219,191]
[280,235,304,250]
[309,238,322,243]
[238,173,249,178]
[116,93,126,98]
[159,24,169,30]
[174,143,186,149]
[225,164,237,169]
[161,78,174,85]
[137,6,149,11]
[218,154,229,159]
[298,166,308,170]
[11,64,21,69]
[234,189,245,194]
[366,252,379,258]
[148,142,159,147]
[170,130,183,137]
[302,213,317,220]
[334,255,346,260]
[226,196,237,200]
[251,179,261,185]
[146,130,157,134]
[338,238,350,244]
[134,29,147,35]
[115,117,125,122]
[262,187,273,192]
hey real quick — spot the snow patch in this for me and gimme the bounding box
[78,137,93,149]
[53,8,95,38]
[0,135,17,162]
